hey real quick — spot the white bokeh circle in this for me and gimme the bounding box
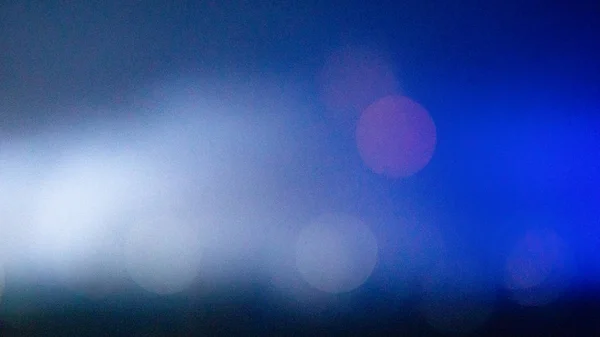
[124,215,203,295]
[295,213,378,293]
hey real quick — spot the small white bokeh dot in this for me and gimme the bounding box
[295,213,378,294]
[124,215,203,295]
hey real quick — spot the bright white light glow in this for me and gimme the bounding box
[30,154,140,257]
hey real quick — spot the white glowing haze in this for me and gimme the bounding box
[0,80,327,297]
[0,114,226,295]
[30,150,146,261]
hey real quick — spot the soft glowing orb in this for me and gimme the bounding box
[267,225,337,312]
[318,46,399,113]
[505,228,571,306]
[505,229,566,290]
[356,95,436,178]
[124,216,203,295]
[295,213,378,294]
[317,46,400,132]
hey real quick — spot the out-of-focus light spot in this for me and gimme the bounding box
[124,215,203,295]
[356,95,436,178]
[267,224,338,313]
[505,228,571,306]
[506,229,564,290]
[295,213,378,294]
[270,258,348,316]
[420,258,495,335]
[318,46,400,131]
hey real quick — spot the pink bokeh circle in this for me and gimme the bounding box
[356,95,436,178]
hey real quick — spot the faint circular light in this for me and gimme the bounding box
[267,226,336,312]
[356,95,436,178]
[420,258,495,334]
[506,229,565,290]
[505,228,571,306]
[124,216,203,295]
[295,213,378,294]
[318,46,400,131]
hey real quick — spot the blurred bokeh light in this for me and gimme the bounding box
[295,213,378,294]
[356,95,436,178]
[317,45,400,132]
[505,228,573,307]
[1,1,599,335]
